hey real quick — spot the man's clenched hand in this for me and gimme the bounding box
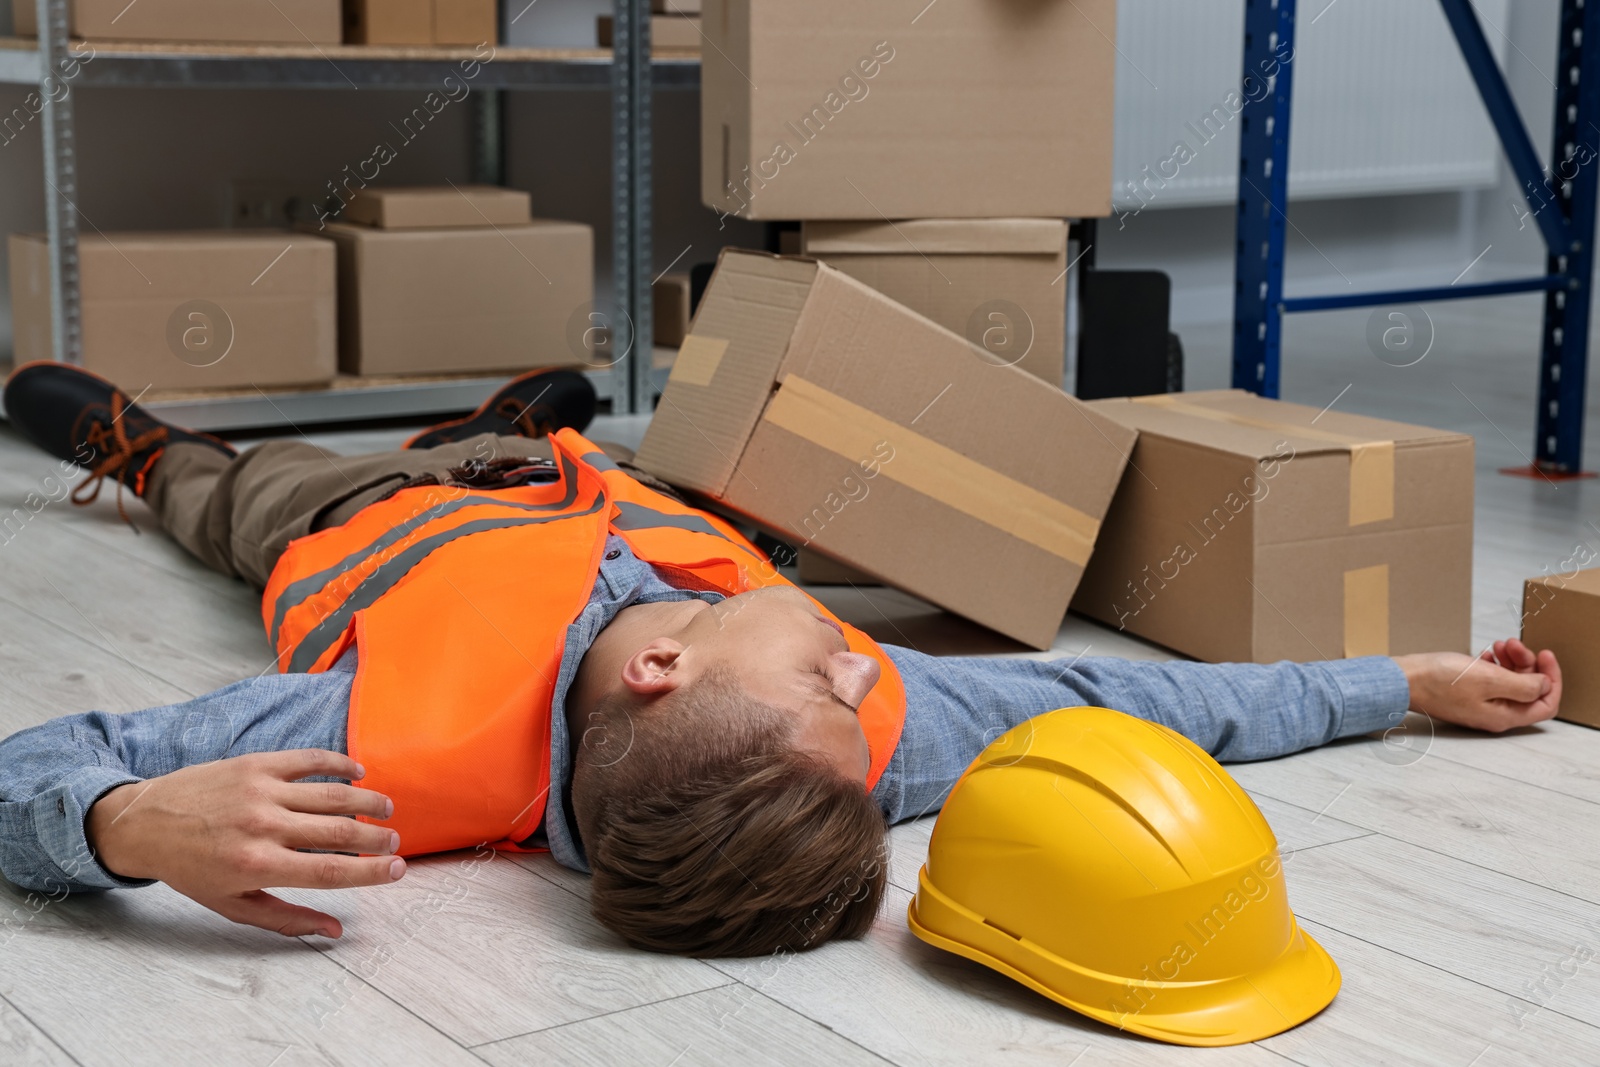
[1397,638,1562,733]
[86,749,404,939]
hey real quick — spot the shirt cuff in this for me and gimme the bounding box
[34,767,155,891]
[1314,655,1412,740]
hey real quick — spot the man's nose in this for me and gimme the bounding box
[829,651,881,708]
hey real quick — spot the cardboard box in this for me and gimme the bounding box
[1071,390,1475,664]
[653,272,693,347]
[632,250,1135,649]
[344,0,431,44]
[433,0,497,45]
[343,186,532,230]
[597,14,701,50]
[1521,568,1600,729]
[653,0,702,13]
[320,220,593,376]
[9,231,336,391]
[701,0,1115,220]
[17,0,341,43]
[802,219,1068,388]
[797,549,876,587]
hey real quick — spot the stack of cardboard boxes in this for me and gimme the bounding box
[634,0,1121,641]
[320,186,594,376]
[7,185,594,388]
[627,0,1478,663]
[699,0,1115,388]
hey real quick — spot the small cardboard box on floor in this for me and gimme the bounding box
[1071,391,1475,664]
[9,231,336,390]
[801,219,1068,387]
[322,186,593,376]
[1521,567,1600,728]
[633,249,1136,649]
[16,0,341,42]
[701,0,1115,220]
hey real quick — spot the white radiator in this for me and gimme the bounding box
[1111,0,1513,210]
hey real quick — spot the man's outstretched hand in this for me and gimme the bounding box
[85,749,404,939]
[1396,638,1562,733]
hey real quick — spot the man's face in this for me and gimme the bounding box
[673,586,880,782]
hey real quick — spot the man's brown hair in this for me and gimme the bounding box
[572,667,887,957]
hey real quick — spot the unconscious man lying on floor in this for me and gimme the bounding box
[0,363,1563,956]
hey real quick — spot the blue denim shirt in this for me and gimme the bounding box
[0,537,1409,893]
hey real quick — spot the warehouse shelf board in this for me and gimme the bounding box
[0,36,701,90]
[0,355,675,434]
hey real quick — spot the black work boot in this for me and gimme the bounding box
[403,366,596,450]
[3,361,236,523]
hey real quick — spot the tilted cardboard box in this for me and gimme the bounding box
[801,219,1069,388]
[320,219,592,376]
[1521,567,1600,728]
[9,231,336,391]
[633,250,1135,649]
[1072,391,1475,664]
[700,0,1115,220]
[17,0,341,43]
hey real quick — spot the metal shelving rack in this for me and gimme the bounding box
[1233,0,1600,473]
[0,0,698,428]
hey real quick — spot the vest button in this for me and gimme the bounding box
[605,548,622,561]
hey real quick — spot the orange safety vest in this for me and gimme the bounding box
[261,429,907,857]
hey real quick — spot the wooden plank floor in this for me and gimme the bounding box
[2,305,1598,1065]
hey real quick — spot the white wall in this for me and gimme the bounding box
[1096,0,1566,345]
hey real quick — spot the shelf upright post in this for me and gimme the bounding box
[1231,0,1298,397]
[1532,0,1600,472]
[37,0,82,365]
[469,90,506,186]
[610,0,654,415]
[468,0,509,186]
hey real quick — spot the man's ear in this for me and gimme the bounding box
[620,638,688,697]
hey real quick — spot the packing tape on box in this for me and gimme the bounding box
[1343,563,1391,657]
[1132,395,1396,526]
[668,335,729,387]
[763,376,1101,565]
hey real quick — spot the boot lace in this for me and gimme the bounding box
[70,393,168,529]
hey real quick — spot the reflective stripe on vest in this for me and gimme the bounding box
[266,451,583,649]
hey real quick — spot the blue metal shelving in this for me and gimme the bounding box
[1232,0,1600,473]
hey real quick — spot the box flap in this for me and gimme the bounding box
[633,250,820,495]
[344,186,533,230]
[801,218,1068,256]
[1088,389,1468,459]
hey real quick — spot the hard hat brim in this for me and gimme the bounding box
[908,885,1340,1048]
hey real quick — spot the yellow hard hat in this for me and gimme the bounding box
[907,707,1338,1047]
